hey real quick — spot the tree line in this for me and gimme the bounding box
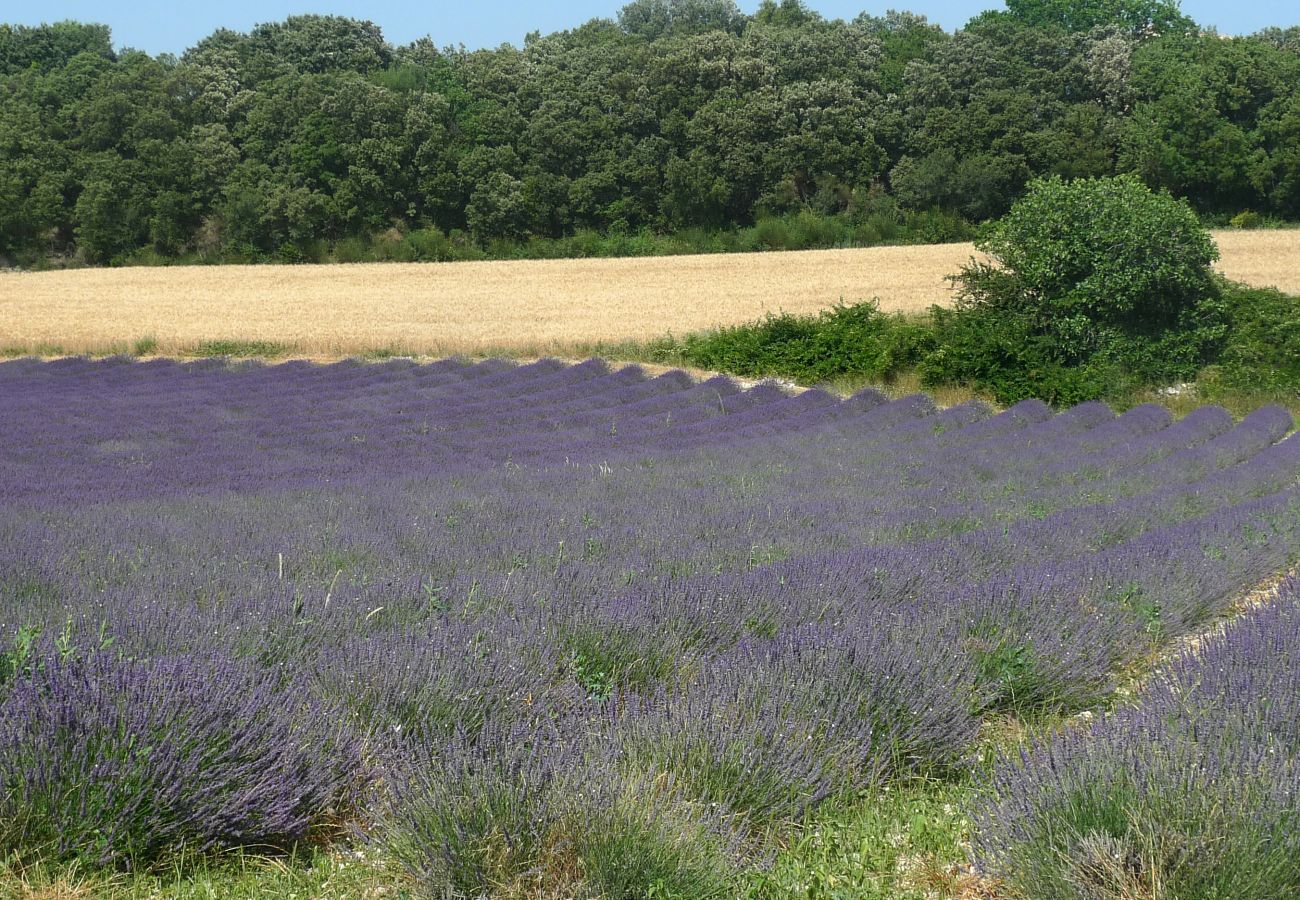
[1,0,1298,265]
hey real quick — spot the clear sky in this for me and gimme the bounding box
[2,0,1296,56]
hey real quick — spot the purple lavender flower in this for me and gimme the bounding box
[0,645,366,868]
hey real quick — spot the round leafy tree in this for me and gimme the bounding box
[982,174,1218,324]
[1003,0,1191,36]
[924,175,1227,405]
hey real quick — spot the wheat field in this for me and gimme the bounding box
[1,230,1295,358]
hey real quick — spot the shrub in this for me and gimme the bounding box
[901,207,978,243]
[923,175,1227,404]
[677,301,934,385]
[979,175,1218,322]
[975,585,1300,898]
[315,618,564,747]
[385,717,740,898]
[574,777,737,899]
[752,217,792,250]
[1199,281,1300,396]
[191,339,289,358]
[131,335,158,356]
[386,720,580,896]
[0,648,364,868]
[402,227,460,261]
[923,301,1130,406]
[1229,209,1263,229]
[332,235,372,263]
[617,626,981,824]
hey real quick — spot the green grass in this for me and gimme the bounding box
[189,340,290,359]
[357,346,423,362]
[0,342,67,358]
[745,779,983,899]
[0,786,982,899]
[0,845,409,899]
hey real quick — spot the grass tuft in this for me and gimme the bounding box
[190,340,289,358]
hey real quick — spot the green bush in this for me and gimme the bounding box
[923,302,1129,407]
[575,782,736,899]
[1200,281,1300,396]
[752,218,792,251]
[922,175,1227,404]
[1229,210,1263,229]
[989,770,1297,900]
[675,302,933,385]
[901,208,977,243]
[231,210,977,268]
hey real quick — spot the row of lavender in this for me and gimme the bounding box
[977,579,1300,898]
[2,357,1297,894]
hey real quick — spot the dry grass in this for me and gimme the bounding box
[0,230,1295,359]
[1208,229,1300,293]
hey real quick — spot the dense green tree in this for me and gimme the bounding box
[753,0,820,29]
[0,2,1296,265]
[855,11,949,95]
[617,0,744,40]
[1255,26,1300,54]
[245,16,393,76]
[1001,0,1191,36]
[1121,32,1298,211]
[0,88,71,258]
[925,175,1226,403]
[0,21,113,75]
[73,154,151,262]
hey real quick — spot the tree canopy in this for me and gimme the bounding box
[1,2,1296,265]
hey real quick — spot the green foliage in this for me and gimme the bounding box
[1119,32,1300,214]
[1003,0,1191,36]
[1110,583,1164,640]
[971,634,1041,714]
[891,152,1029,221]
[854,11,947,95]
[617,0,745,39]
[671,302,933,385]
[747,780,974,899]
[575,788,736,898]
[0,846,401,899]
[1200,282,1300,396]
[74,157,153,264]
[0,21,114,75]
[566,624,679,697]
[980,174,1217,324]
[994,773,1300,900]
[0,625,40,697]
[924,175,1227,404]
[223,211,970,266]
[191,340,289,358]
[922,302,1130,406]
[3,6,1299,267]
[245,16,392,75]
[387,758,739,898]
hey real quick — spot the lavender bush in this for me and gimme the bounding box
[385,716,741,898]
[2,356,1297,887]
[975,580,1300,898]
[0,644,364,869]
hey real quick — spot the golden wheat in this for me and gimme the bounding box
[0,230,1294,358]
[1203,230,1300,294]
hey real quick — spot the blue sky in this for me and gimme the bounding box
[3,0,1296,56]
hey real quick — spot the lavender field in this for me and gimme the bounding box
[2,355,1298,897]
